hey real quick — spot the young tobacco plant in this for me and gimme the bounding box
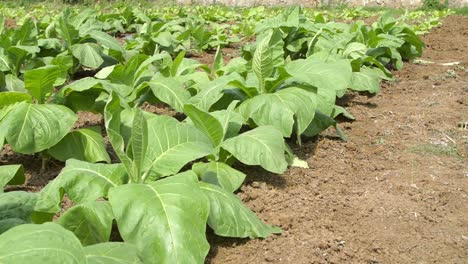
[28,92,284,263]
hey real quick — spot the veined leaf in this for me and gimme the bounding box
[57,201,113,246]
[71,43,104,69]
[48,126,110,163]
[90,30,124,52]
[286,57,352,92]
[193,161,245,193]
[142,115,213,180]
[24,65,60,103]
[0,192,37,234]
[35,159,127,214]
[128,108,147,180]
[148,77,190,112]
[184,104,224,147]
[0,92,32,109]
[0,223,86,263]
[0,164,24,192]
[2,102,77,154]
[349,67,383,93]
[104,92,134,180]
[239,87,316,137]
[84,242,143,264]
[109,171,210,263]
[253,31,273,93]
[221,126,288,174]
[200,182,281,238]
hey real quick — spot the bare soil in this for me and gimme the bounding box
[207,15,468,264]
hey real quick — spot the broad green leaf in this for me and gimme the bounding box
[239,87,316,137]
[84,242,143,264]
[0,223,86,263]
[0,164,24,191]
[12,18,37,46]
[57,201,113,246]
[332,105,355,120]
[286,57,352,92]
[2,102,77,154]
[275,88,317,136]
[71,43,104,69]
[184,104,224,147]
[128,108,147,181]
[0,49,10,72]
[90,30,124,52]
[104,93,134,180]
[189,75,239,111]
[148,77,190,112]
[24,65,60,103]
[0,192,37,233]
[193,161,245,192]
[51,55,74,86]
[4,74,25,92]
[221,126,288,174]
[210,104,244,140]
[48,126,111,163]
[303,110,336,137]
[0,218,27,234]
[349,67,383,93]
[35,159,128,214]
[239,95,294,137]
[252,31,273,93]
[142,115,213,180]
[200,182,281,238]
[56,15,79,46]
[109,171,210,263]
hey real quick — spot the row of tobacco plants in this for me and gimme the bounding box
[0,5,446,263]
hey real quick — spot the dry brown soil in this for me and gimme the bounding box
[1,15,467,264]
[207,15,468,264]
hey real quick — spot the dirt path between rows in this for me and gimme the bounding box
[207,15,468,264]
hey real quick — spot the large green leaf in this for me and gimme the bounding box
[0,223,86,263]
[210,104,244,140]
[104,93,134,180]
[142,115,213,180]
[193,161,245,193]
[35,159,128,214]
[2,102,77,154]
[12,18,37,46]
[252,31,273,93]
[0,191,37,234]
[56,14,79,46]
[349,67,383,93]
[48,126,111,163]
[286,57,352,92]
[90,30,124,52]
[84,242,143,264]
[200,182,281,238]
[184,104,224,147]
[148,77,190,112]
[71,43,104,69]
[189,75,240,111]
[108,171,210,263]
[221,126,288,174]
[57,201,113,246]
[0,164,25,191]
[128,108,147,182]
[0,92,32,109]
[24,65,60,103]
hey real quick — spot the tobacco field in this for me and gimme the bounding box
[0,2,466,263]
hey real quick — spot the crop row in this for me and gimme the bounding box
[0,5,446,263]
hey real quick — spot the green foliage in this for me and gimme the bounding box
[0,4,438,263]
